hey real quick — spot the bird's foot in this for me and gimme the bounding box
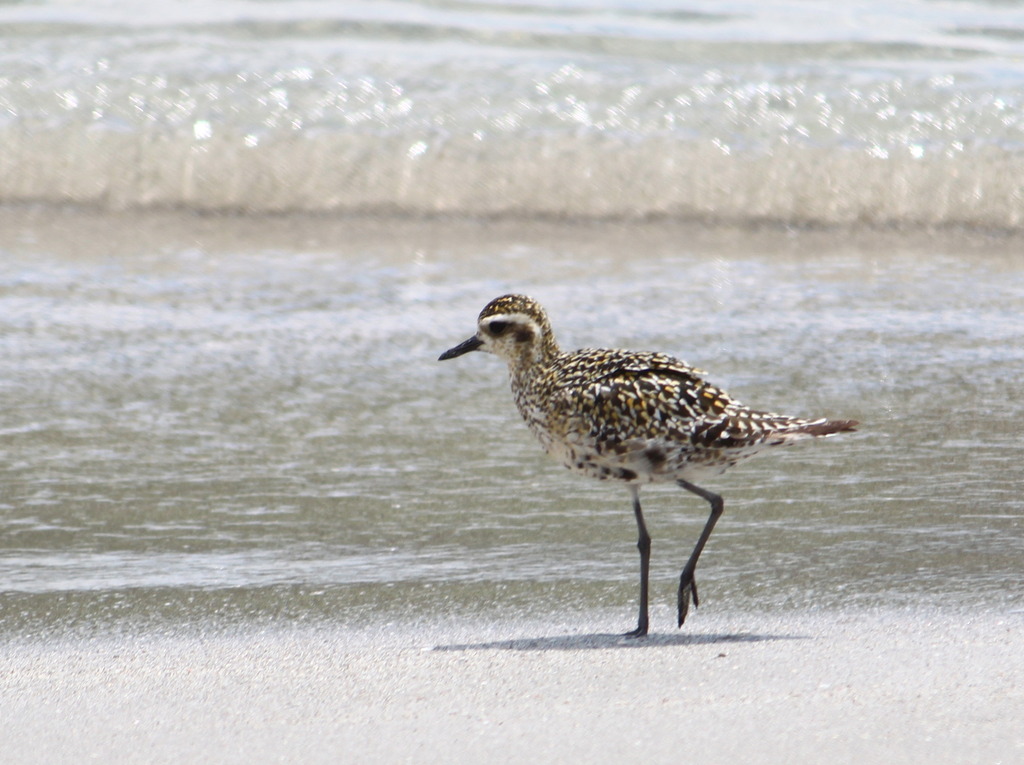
[623,618,649,639]
[677,570,700,628]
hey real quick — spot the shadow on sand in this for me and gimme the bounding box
[434,630,808,652]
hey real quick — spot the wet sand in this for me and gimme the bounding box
[3,608,1021,764]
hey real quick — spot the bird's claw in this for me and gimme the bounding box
[677,571,699,627]
[624,615,649,639]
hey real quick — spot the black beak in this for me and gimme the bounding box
[439,335,483,361]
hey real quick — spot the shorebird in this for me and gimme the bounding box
[439,294,857,637]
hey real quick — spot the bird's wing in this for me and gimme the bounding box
[554,350,804,452]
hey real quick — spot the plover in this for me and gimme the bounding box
[439,294,857,637]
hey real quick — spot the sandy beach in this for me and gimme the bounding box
[2,607,1021,764]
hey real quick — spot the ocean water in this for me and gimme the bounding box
[2,210,1023,638]
[1,1,1024,640]
[2,0,1024,225]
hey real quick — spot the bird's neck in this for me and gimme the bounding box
[506,336,560,380]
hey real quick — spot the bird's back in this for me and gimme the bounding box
[513,348,855,484]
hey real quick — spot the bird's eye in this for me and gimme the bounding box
[488,320,509,335]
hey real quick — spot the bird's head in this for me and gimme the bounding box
[439,294,559,371]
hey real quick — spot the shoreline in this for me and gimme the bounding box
[5,204,1024,259]
[3,607,1022,763]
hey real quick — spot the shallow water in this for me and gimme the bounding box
[1,209,1022,638]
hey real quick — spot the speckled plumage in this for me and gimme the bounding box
[440,294,857,637]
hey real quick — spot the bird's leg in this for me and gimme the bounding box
[624,485,651,638]
[675,480,724,628]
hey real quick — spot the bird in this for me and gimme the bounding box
[438,294,857,637]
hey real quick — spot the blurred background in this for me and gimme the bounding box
[4,0,1024,224]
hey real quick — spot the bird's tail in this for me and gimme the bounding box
[755,416,857,447]
[796,418,859,437]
